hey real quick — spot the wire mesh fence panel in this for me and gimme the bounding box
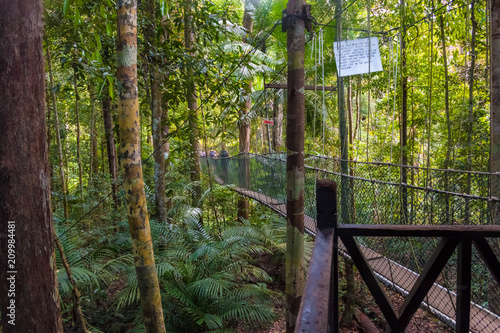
[205,153,500,331]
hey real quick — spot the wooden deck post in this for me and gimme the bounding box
[295,179,337,332]
[456,238,472,333]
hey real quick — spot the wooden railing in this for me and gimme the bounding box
[296,179,500,333]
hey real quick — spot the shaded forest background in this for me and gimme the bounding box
[1,0,494,331]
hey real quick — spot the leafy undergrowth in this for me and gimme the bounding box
[238,259,453,333]
[337,268,452,333]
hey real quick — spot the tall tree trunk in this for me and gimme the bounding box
[489,0,500,315]
[73,64,84,207]
[88,82,99,188]
[184,10,202,206]
[400,0,408,224]
[0,1,63,330]
[285,0,307,331]
[116,2,166,331]
[162,100,172,210]
[353,76,361,141]
[102,95,119,209]
[146,0,167,222]
[237,0,255,222]
[272,95,283,151]
[439,15,452,224]
[439,16,452,171]
[466,0,477,224]
[47,46,69,220]
[337,4,348,224]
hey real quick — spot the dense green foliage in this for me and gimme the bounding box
[41,0,493,330]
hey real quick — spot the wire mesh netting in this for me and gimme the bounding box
[203,153,500,332]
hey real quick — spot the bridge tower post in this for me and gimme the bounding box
[282,1,311,331]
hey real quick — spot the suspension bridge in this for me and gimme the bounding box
[203,153,500,332]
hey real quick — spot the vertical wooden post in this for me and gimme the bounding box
[284,1,309,331]
[316,180,339,332]
[296,179,337,332]
[456,238,472,333]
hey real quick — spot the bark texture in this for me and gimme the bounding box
[74,64,84,205]
[88,82,99,183]
[146,0,167,222]
[0,1,63,331]
[116,1,166,331]
[285,0,306,331]
[272,96,283,151]
[184,12,202,206]
[439,15,452,224]
[237,0,255,222]
[102,96,120,208]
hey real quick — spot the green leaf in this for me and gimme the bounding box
[106,22,113,37]
[99,5,107,19]
[73,7,81,26]
[63,0,71,17]
[94,34,102,51]
[160,0,166,17]
[108,81,114,99]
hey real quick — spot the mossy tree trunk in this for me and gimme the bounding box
[0,1,63,330]
[116,1,166,331]
[145,0,167,222]
[272,96,283,151]
[102,94,120,209]
[285,0,306,331]
[466,0,477,224]
[73,63,84,208]
[88,81,99,186]
[237,0,255,222]
[439,15,452,224]
[184,8,202,206]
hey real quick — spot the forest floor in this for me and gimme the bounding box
[242,270,452,333]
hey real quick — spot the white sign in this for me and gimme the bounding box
[333,37,383,77]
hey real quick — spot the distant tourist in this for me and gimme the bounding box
[220,147,229,158]
[220,144,229,183]
[209,147,217,158]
